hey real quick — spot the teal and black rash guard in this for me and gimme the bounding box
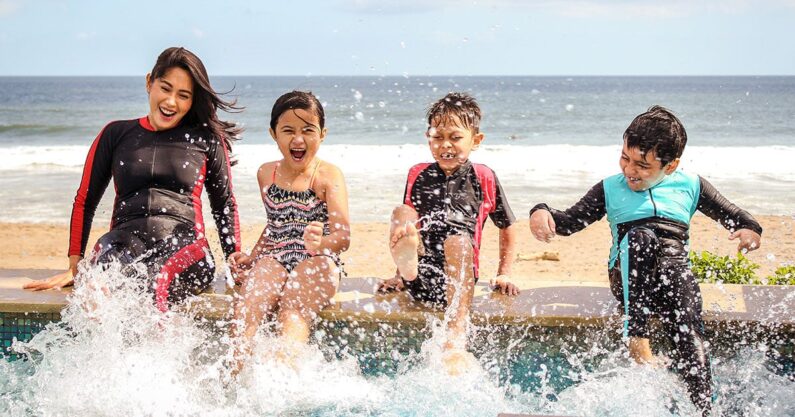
[531,170,762,265]
[68,117,240,310]
[531,170,762,415]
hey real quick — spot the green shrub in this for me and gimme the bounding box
[763,265,795,285]
[689,251,760,284]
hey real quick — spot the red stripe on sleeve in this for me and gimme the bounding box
[220,142,241,252]
[68,124,111,256]
[192,161,207,239]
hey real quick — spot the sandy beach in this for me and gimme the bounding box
[2,215,792,285]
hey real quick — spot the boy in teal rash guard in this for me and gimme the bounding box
[529,106,762,415]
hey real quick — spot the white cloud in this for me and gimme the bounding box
[193,27,204,39]
[0,0,21,17]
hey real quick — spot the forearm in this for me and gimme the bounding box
[497,224,517,276]
[697,177,762,235]
[317,228,351,255]
[68,255,82,276]
[207,140,241,256]
[248,228,270,259]
[530,181,605,236]
[212,205,241,256]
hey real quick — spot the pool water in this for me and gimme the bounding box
[1,264,794,417]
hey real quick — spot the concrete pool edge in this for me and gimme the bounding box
[2,269,793,328]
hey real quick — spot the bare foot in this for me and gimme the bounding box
[441,348,478,376]
[390,222,420,281]
[377,275,406,293]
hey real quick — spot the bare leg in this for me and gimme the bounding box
[628,337,654,363]
[229,257,289,376]
[278,256,339,345]
[441,235,477,375]
[389,204,421,281]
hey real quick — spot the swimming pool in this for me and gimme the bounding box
[1,267,794,416]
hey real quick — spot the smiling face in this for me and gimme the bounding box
[145,67,194,131]
[619,140,679,191]
[427,116,484,176]
[270,108,326,171]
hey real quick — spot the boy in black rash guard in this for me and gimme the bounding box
[25,47,241,312]
[529,106,762,415]
[381,92,519,375]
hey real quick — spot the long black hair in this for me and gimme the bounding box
[148,47,243,150]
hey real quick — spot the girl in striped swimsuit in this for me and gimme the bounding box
[228,91,350,371]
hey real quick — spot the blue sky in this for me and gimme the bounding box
[1,0,794,76]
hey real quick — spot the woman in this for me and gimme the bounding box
[25,47,242,312]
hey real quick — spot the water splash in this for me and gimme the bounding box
[2,261,793,416]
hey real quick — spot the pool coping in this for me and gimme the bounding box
[1,269,793,328]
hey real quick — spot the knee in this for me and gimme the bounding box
[443,235,473,260]
[391,204,418,223]
[294,256,335,279]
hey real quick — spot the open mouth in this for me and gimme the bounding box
[290,148,307,160]
[440,152,456,160]
[159,107,176,118]
[626,176,641,184]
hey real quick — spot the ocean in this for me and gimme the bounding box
[1,76,794,224]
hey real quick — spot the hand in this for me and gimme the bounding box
[227,252,254,274]
[303,221,325,253]
[490,275,520,296]
[529,210,556,243]
[377,274,405,293]
[729,229,761,254]
[23,255,81,291]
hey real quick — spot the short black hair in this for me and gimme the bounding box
[426,92,481,134]
[270,90,325,131]
[624,105,687,166]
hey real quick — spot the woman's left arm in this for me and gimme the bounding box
[205,138,241,257]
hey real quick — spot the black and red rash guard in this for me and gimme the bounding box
[68,117,241,258]
[403,160,515,276]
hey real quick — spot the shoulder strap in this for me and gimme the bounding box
[403,163,432,208]
[472,163,496,213]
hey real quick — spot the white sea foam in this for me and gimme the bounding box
[1,143,793,223]
[4,143,795,181]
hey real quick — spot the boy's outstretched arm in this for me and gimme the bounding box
[529,181,607,241]
[696,177,763,252]
[493,223,519,295]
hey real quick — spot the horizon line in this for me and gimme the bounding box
[1,74,794,78]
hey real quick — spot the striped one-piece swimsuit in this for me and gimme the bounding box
[261,163,338,272]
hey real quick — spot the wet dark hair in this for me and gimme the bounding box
[270,91,325,131]
[149,47,242,150]
[624,105,687,166]
[426,92,481,134]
